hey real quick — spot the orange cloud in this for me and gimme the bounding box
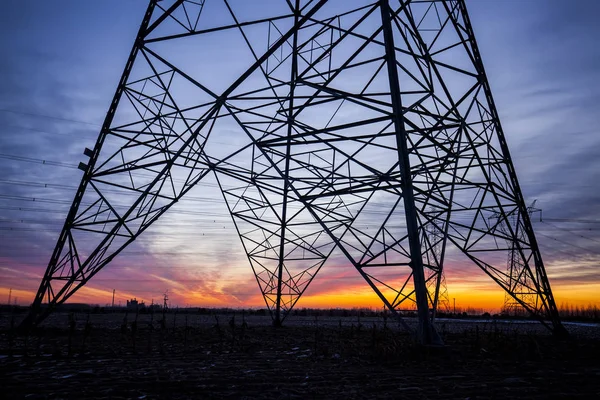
[2,253,597,313]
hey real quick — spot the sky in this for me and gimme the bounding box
[0,0,599,312]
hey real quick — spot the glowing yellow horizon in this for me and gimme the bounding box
[2,280,598,313]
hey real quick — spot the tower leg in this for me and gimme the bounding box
[380,0,440,345]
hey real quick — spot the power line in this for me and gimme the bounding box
[0,153,78,169]
[0,205,228,218]
[2,149,597,218]
[0,179,223,202]
[0,109,238,147]
[0,108,102,127]
[0,250,245,258]
[542,217,600,224]
[0,194,73,205]
[1,152,597,229]
[541,220,600,245]
[0,192,225,206]
[0,123,96,138]
[536,231,600,256]
[0,191,416,216]
[0,154,227,189]
[537,241,591,261]
[0,218,234,228]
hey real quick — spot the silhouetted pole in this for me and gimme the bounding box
[380,0,439,345]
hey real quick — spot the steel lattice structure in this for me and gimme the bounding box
[23,0,567,342]
[496,200,542,316]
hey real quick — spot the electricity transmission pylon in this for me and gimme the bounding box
[424,207,451,320]
[495,200,542,316]
[22,0,567,341]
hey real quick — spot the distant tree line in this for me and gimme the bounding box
[2,303,598,322]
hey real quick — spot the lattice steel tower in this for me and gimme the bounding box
[23,0,567,342]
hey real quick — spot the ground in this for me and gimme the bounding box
[1,311,599,399]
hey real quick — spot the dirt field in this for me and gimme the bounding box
[1,311,599,399]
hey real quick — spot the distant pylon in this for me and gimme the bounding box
[163,291,169,312]
[423,207,451,319]
[22,0,567,341]
[496,200,542,316]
